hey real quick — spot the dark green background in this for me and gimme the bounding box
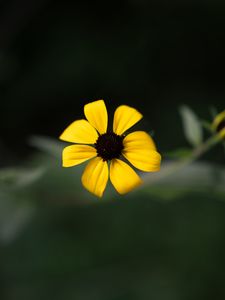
[1,0,225,159]
[0,0,225,299]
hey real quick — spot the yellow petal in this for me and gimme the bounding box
[62,145,97,167]
[81,157,108,197]
[123,149,161,172]
[110,159,142,194]
[84,100,108,134]
[59,119,98,144]
[123,131,156,150]
[122,131,161,172]
[113,105,143,135]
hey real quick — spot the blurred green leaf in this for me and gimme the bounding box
[165,147,192,159]
[141,161,225,200]
[179,105,203,147]
[29,135,65,158]
[0,167,45,188]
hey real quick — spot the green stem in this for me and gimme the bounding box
[144,134,221,185]
[182,134,220,165]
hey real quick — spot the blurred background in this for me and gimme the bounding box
[0,0,225,299]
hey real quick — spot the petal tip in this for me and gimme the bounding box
[59,119,98,144]
[81,157,108,198]
[110,159,143,195]
[84,99,108,134]
[118,179,143,195]
[81,179,105,198]
[59,131,67,142]
[113,105,143,135]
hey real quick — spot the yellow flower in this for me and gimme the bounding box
[59,100,161,197]
[212,110,225,139]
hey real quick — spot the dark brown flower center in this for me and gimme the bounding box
[95,132,124,161]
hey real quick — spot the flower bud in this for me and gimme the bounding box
[212,110,225,139]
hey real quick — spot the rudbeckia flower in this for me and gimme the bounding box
[59,100,161,197]
[212,109,225,139]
